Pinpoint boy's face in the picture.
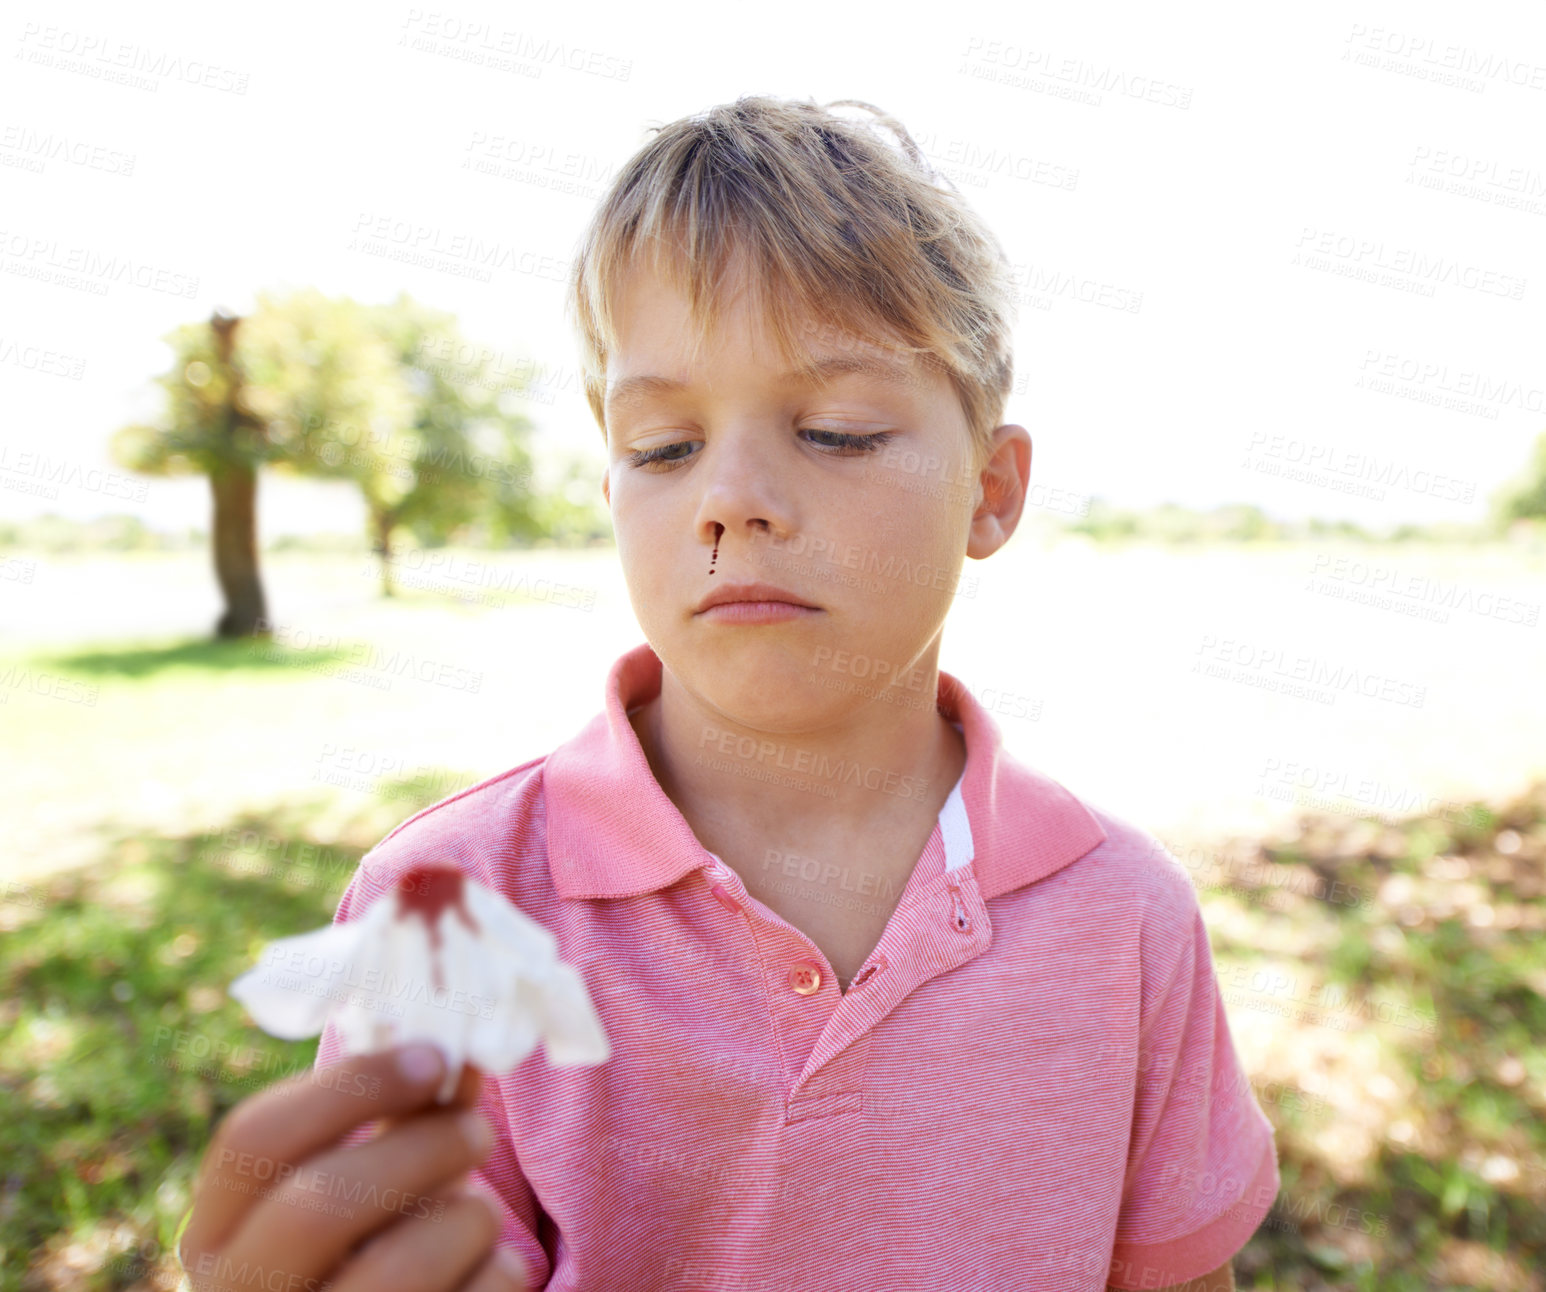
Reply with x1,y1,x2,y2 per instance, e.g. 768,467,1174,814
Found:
601,254,1020,732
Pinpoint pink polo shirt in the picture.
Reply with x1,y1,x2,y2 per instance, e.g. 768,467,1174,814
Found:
314,641,1279,1289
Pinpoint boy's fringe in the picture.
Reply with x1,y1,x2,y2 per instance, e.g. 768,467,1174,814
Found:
564,95,1018,474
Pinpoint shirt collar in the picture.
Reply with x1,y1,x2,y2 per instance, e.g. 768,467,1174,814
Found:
544,642,1106,901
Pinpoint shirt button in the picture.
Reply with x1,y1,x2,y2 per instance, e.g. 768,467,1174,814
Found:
788,961,823,995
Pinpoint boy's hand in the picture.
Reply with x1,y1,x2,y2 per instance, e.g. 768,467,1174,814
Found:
179,1043,529,1290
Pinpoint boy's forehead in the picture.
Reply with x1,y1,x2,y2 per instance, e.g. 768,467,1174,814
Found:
609,260,934,397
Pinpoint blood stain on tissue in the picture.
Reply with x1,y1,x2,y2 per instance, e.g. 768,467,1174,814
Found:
396,867,481,992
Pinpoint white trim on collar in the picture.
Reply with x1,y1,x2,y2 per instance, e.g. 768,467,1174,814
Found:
940,771,974,873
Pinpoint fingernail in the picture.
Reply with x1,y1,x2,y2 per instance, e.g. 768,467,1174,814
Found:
495,1248,528,1283
397,1042,443,1083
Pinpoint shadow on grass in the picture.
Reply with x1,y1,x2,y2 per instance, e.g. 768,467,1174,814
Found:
23,636,376,682
1214,780,1546,1291
0,771,474,1292
2,777,1544,1290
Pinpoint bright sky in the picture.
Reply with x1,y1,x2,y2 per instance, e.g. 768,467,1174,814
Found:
3,0,1543,537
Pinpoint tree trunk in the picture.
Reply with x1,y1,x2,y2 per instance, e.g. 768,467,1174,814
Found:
208,311,271,638
211,463,269,637
372,508,396,597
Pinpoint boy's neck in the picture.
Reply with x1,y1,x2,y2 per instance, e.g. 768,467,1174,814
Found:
626,659,968,863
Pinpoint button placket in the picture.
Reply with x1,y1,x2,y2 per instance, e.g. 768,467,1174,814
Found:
947,875,972,933
790,875,993,1098
706,858,841,1001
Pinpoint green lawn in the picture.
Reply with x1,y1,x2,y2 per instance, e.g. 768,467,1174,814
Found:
4,544,1545,1289
0,778,450,1290
7,755,1542,1289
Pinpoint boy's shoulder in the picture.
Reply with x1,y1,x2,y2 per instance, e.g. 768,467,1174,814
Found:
374,752,549,852
990,752,1215,981
332,751,553,921
984,740,1202,925
1050,790,1225,1007
1071,797,1203,919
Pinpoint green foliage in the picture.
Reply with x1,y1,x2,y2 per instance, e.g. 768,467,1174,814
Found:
0,515,202,553
233,287,414,484
1067,499,1372,544
1491,429,1546,526
109,317,263,478
1064,499,1507,545
108,290,608,557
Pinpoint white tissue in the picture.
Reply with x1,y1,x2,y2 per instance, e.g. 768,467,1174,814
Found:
230,864,610,1102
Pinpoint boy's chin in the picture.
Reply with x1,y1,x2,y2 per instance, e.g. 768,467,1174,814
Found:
675,653,841,726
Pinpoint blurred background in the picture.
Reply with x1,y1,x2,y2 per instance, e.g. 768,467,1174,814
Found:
2,0,1544,1288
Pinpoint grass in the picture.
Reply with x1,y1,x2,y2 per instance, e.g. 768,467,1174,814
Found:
5,779,1543,1288
0,778,459,1291
4,541,1545,1289
1200,786,1546,1290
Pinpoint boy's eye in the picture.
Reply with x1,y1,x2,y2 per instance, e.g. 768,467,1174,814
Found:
629,441,697,467
626,429,895,471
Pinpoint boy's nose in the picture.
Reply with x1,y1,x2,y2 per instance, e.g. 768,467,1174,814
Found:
692,431,799,547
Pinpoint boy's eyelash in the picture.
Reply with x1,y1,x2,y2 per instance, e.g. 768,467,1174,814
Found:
627,429,895,470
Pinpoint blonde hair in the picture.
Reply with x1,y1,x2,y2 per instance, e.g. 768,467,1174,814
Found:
565,94,1018,474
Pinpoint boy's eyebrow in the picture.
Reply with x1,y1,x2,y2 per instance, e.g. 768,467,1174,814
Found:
606,353,920,411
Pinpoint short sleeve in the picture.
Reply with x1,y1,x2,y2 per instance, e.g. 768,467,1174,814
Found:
1106,895,1281,1289
310,853,553,1287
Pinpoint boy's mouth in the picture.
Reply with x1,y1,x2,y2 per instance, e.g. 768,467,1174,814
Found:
694,581,821,614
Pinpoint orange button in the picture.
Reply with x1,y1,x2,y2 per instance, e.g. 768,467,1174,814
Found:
788,961,822,995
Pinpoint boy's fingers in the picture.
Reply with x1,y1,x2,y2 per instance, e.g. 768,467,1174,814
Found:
210,1100,494,1283
319,1181,501,1292
182,1044,452,1260
371,1060,486,1139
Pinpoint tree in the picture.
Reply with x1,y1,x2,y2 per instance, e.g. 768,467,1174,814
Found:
111,309,278,637
234,289,551,594
353,294,541,591
233,289,420,594
1492,428,1546,527
113,289,563,620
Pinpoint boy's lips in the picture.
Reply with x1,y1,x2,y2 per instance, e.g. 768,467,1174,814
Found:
694,581,821,613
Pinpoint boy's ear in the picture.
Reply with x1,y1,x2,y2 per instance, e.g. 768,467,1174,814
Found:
983,426,1031,511
601,468,610,506
967,424,1032,559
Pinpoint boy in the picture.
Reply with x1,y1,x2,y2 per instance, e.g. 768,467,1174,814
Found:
181,95,1278,1291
